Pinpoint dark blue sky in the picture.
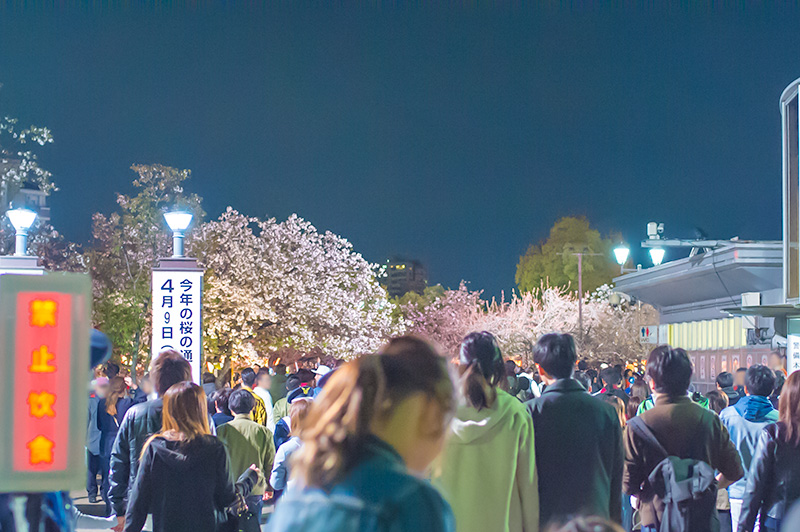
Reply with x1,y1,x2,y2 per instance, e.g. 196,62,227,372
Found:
1,5,799,297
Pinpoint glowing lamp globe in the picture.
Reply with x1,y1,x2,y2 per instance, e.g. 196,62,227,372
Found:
7,208,37,233
649,247,666,266
164,211,193,233
613,245,630,266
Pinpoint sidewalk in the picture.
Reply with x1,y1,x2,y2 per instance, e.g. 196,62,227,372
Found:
71,491,272,531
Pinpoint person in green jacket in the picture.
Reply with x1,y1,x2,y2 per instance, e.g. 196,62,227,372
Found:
434,332,539,532
217,389,276,520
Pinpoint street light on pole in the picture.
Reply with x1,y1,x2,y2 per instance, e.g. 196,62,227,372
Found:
7,208,37,256
164,211,193,258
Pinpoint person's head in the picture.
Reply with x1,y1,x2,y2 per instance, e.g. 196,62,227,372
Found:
105,376,127,415
769,351,786,371
646,345,692,397
202,372,216,385
211,388,232,416
104,361,120,379
574,371,592,392
734,367,747,387
577,359,589,371
229,388,256,415
297,368,316,387
150,349,192,397
285,374,302,392
240,367,257,388
504,359,519,377
458,332,506,410
151,381,210,448
716,371,733,390
779,371,800,445
274,363,287,376
549,516,625,532
93,376,109,398
140,373,153,395
629,377,651,401
288,397,313,435
705,389,729,414
256,368,271,389
600,366,622,387
599,394,626,427
295,335,455,486
627,396,642,420
773,370,786,397
533,333,577,382
745,364,776,397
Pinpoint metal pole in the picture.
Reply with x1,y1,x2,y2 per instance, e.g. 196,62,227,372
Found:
14,230,28,256
172,233,185,258
578,252,583,345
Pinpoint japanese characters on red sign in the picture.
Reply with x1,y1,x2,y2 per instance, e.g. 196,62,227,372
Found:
12,292,73,472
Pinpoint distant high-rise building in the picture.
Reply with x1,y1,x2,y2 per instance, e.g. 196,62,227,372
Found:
386,257,427,298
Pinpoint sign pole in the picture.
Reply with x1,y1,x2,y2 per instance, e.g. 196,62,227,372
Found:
152,257,204,384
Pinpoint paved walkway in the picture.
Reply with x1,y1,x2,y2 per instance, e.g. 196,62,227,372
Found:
71,491,272,531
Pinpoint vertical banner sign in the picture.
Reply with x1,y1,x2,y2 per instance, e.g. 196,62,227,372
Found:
0,273,91,492
788,334,800,374
152,270,203,383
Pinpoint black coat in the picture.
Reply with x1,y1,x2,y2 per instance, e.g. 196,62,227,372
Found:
525,378,624,527
124,435,236,532
739,422,800,531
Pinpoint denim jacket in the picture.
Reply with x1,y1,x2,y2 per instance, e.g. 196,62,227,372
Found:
720,395,779,500
267,435,455,532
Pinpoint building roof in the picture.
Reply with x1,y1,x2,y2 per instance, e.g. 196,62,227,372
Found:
613,241,782,323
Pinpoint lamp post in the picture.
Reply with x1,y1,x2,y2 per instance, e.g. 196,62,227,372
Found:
153,210,203,384
649,247,665,266
0,208,44,275
164,211,193,258
7,207,37,256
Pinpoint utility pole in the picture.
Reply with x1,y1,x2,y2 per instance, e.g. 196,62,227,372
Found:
559,247,602,345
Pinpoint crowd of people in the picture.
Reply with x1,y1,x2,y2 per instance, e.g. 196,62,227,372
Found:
83,335,800,532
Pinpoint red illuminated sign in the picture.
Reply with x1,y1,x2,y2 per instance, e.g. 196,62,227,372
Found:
12,292,73,472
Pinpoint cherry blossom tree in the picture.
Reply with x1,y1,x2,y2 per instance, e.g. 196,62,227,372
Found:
193,208,400,370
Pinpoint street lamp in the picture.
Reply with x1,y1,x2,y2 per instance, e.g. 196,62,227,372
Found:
164,211,193,258
613,245,630,273
7,208,37,256
649,247,665,266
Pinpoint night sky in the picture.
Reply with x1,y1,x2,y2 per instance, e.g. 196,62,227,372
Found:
2,4,800,297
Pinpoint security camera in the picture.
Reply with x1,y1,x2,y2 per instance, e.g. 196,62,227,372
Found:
647,222,665,240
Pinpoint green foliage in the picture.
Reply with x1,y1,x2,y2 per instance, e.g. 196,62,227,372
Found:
86,164,204,372
516,216,619,296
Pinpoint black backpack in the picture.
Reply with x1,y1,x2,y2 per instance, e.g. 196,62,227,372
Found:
627,416,719,532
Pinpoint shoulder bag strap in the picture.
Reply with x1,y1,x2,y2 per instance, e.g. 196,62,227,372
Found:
628,416,669,459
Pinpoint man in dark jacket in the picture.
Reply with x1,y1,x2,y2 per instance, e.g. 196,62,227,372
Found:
525,333,624,528
716,371,741,407
598,366,630,407
108,349,192,531
623,346,743,531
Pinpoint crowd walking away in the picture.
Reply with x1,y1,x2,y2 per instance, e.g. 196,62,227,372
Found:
83,332,800,532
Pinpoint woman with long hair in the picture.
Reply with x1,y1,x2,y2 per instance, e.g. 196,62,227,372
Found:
433,332,539,532
739,370,800,531
97,376,134,515
124,381,236,532
268,336,457,532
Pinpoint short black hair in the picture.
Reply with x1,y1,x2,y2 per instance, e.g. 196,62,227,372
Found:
600,367,622,386
240,367,257,387
577,359,589,371
646,345,692,397
286,375,301,391
211,388,232,416
256,368,270,380
716,372,733,389
736,367,747,374
574,371,592,392
533,333,577,380
229,389,256,414
745,364,776,397
202,372,216,384
296,368,315,383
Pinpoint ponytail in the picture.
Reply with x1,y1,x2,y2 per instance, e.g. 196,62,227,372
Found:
459,332,506,410
294,336,455,489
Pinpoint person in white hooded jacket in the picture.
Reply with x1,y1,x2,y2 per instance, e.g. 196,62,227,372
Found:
433,331,539,532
